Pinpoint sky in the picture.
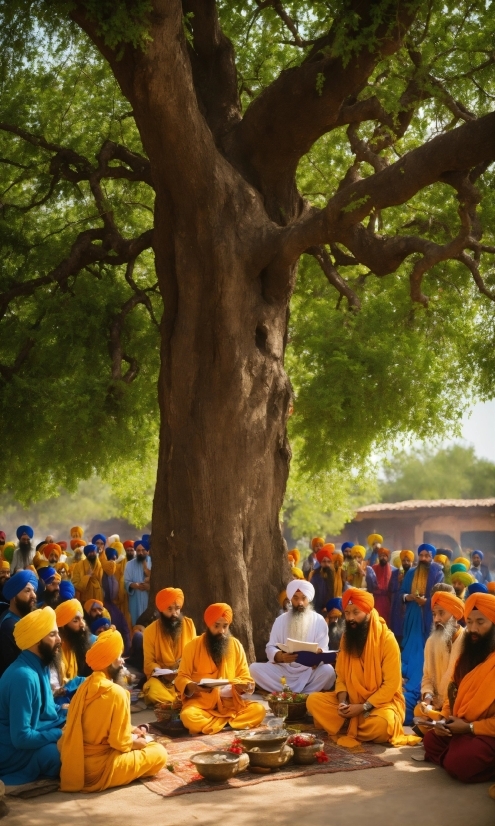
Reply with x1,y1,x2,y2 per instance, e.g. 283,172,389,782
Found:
456,399,495,463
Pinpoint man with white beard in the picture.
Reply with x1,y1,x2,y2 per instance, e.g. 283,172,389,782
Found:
413,584,465,725
250,580,336,694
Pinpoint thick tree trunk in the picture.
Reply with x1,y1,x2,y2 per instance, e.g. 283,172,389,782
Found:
150,174,293,660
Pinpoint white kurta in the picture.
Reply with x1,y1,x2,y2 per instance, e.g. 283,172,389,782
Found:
250,610,336,694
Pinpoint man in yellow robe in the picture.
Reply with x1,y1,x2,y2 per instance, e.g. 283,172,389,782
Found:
59,629,167,792
307,588,420,747
72,544,105,604
55,599,91,680
143,587,196,705
175,602,265,735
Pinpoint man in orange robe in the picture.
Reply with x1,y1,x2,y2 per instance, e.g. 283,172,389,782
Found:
307,588,420,747
142,587,196,705
175,603,265,735
423,592,495,782
59,629,167,792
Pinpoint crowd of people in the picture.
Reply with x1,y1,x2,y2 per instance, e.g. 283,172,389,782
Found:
0,525,494,801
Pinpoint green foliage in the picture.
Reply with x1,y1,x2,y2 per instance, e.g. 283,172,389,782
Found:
379,445,495,502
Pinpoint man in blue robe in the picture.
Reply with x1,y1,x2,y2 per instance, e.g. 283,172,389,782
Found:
0,606,66,785
124,539,151,626
0,571,38,677
400,543,444,724
469,550,491,584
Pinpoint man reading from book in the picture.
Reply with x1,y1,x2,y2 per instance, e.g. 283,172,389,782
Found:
175,603,265,735
250,580,336,694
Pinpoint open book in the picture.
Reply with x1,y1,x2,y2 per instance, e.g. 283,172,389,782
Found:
199,678,230,688
276,638,319,654
152,668,177,677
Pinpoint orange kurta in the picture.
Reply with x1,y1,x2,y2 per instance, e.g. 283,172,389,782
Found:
59,671,167,792
175,634,265,735
441,650,495,736
307,608,420,747
142,616,196,704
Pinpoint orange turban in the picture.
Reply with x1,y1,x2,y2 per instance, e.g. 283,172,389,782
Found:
278,590,288,607
400,550,415,563
156,587,184,612
70,526,84,539
311,537,324,550
332,550,344,565
204,603,233,626
464,593,495,624
43,543,61,560
288,548,300,565
55,599,83,627
86,629,124,671
342,588,374,614
487,583,495,595
84,598,103,614
378,547,391,558
316,544,335,564
431,591,464,620
70,539,85,551
14,606,57,650
351,545,366,559
0,560,10,571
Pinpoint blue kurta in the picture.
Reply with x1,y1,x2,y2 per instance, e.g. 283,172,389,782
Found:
0,650,67,784
400,562,444,723
124,557,152,625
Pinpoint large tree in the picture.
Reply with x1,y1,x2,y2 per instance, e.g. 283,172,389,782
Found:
1,0,495,657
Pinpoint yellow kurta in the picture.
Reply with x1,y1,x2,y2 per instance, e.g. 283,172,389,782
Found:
71,557,105,604
59,671,167,792
61,640,79,681
307,609,420,748
143,616,196,705
175,634,265,735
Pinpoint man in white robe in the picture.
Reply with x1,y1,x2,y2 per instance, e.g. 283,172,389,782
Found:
250,580,336,694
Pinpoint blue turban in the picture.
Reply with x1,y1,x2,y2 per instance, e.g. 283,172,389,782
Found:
59,580,76,602
90,616,111,634
134,538,149,551
341,542,353,552
142,534,151,544
38,566,58,583
16,525,34,540
91,534,106,545
418,543,436,556
326,597,343,613
3,570,38,601
105,548,118,561
437,548,453,561
84,544,97,556
466,582,488,596
472,550,484,560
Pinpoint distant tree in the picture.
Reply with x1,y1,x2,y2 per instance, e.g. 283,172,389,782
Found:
379,445,495,502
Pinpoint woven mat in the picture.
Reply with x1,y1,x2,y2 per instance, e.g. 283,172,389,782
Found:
141,722,393,797
5,778,59,799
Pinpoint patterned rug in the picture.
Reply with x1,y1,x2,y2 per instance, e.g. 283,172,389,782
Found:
141,723,393,797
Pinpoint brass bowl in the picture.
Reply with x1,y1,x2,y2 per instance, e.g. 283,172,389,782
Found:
238,729,289,752
268,699,307,721
190,750,240,782
248,744,294,769
291,739,325,765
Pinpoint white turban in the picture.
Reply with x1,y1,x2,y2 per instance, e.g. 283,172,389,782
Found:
286,579,314,602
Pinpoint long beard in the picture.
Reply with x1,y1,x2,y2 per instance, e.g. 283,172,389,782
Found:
205,628,231,666
14,595,36,616
429,617,458,648
107,663,128,687
19,541,33,564
38,641,61,667
62,626,92,673
456,626,495,682
342,618,370,658
287,605,313,641
160,613,183,642
43,588,60,608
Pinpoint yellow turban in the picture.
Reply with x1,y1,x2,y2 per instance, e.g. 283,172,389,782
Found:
400,550,415,563
342,588,374,614
86,629,124,671
14,606,57,650
55,599,83,627
204,603,233,626
291,566,305,579
453,557,471,567
110,541,125,555
0,560,10,570
431,591,464,620
55,562,70,575
351,545,366,559
451,571,473,587
367,534,383,546
84,599,104,614
70,526,84,539
156,587,184,612
434,554,448,566
464,593,495,624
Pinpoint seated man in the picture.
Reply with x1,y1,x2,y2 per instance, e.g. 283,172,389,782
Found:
307,589,420,748
59,629,167,792
413,586,465,730
84,598,111,625
37,567,61,609
250,580,336,694
143,587,196,706
0,571,38,677
175,603,265,735
423,592,495,782
55,599,93,680
0,607,67,784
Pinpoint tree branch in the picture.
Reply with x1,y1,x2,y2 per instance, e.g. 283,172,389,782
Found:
307,246,361,310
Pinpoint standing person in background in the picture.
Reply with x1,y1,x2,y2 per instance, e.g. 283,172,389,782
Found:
10,526,35,574
470,550,491,585
311,545,335,615
347,546,377,593
389,551,414,644
0,561,10,610
302,537,323,580
366,534,383,566
341,542,354,577
124,539,151,626
372,548,393,626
